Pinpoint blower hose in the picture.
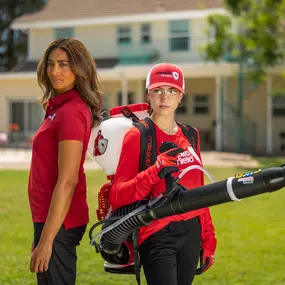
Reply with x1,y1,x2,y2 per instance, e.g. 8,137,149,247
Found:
90,164,285,261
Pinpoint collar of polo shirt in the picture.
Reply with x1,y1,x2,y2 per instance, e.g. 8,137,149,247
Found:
49,89,79,108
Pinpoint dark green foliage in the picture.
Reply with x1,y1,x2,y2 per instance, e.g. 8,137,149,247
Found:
0,0,46,71
203,0,285,82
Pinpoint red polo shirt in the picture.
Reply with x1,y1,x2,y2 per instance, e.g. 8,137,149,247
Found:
28,89,92,229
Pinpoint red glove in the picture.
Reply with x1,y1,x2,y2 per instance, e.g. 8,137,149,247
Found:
153,147,184,178
195,249,215,275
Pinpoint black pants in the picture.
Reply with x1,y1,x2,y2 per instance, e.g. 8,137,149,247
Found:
139,217,201,285
33,223,86,285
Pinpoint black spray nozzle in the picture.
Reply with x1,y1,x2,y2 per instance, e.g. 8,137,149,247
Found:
159,142,184,199
159,141,179,153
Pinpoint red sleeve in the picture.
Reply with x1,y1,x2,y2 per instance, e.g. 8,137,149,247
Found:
109,127,160,210
199,209,217,253
196,128,217,253
55,103,90,142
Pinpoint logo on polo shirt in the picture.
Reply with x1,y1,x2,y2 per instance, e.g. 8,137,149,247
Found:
94,130,108,156
47,114,56,121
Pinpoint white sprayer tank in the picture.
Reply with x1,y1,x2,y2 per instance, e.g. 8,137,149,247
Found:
87,103,149,176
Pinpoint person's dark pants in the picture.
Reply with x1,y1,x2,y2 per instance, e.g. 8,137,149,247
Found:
139,217,201,285
33,222,86,285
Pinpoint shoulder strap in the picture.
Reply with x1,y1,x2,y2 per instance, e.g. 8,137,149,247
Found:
176,121,198,152
133,117,157,172
131,117,157,285
120,106,140,122
134,119,198,168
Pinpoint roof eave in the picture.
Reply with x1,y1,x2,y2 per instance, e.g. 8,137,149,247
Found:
12,8,226,30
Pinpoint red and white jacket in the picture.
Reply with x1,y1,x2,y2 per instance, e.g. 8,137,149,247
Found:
109,122,217,254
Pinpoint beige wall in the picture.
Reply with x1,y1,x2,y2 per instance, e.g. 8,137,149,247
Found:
177,78,216,131
75,25,118,58
0,78,43,132
100,80,145,109
29,29,54,60
29,18,207,62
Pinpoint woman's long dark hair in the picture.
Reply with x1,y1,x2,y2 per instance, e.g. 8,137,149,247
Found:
37,38,104,127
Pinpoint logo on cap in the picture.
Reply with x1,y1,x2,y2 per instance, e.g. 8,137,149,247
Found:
172,72,179,80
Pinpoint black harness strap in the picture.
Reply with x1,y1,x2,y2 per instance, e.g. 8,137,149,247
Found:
135,119,198,170
133,117,157,172
120,106,140,122
131,118,157,285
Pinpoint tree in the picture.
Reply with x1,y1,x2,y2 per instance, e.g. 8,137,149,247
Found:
204,0,285,80
0,0,46,71
203,0,285,152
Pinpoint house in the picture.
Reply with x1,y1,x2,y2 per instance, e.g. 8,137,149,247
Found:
0,0,284,154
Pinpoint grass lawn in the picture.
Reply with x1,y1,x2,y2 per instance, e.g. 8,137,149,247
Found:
0,161,285,285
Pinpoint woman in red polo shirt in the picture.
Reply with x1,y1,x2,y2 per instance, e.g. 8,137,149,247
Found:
28,38,104,285
110,63,217,285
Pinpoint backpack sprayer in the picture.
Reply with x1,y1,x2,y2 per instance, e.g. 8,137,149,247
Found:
87,103,285,274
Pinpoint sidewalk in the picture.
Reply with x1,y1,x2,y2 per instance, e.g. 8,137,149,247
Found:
0,148,102,170
0,148,259,170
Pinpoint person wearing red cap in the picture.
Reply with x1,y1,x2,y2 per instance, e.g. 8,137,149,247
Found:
28,38,104,285
110,63,217,285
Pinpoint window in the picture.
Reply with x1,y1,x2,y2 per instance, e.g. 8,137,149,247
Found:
55,27,74,39
192,94,210,115
141,23,152,44
10,102,24,131
117,26,132,45
118,91,135,105
273,95,285,116
9,101,43,133
177,95,187,114
27,102,43,131
169,20,190,51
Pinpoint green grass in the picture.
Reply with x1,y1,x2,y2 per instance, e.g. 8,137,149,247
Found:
0,165,285,285
254,156,285,168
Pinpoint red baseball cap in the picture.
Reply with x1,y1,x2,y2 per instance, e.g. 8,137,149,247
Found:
146,63,185,94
